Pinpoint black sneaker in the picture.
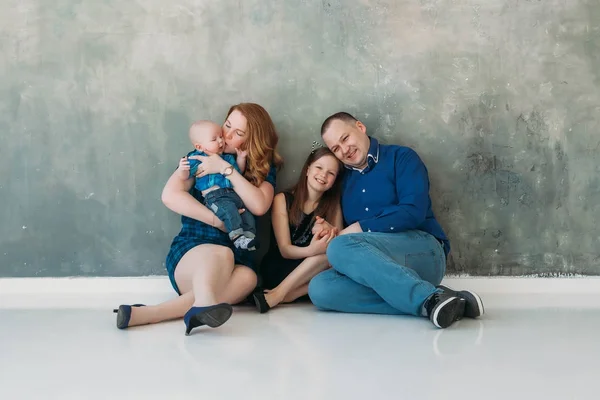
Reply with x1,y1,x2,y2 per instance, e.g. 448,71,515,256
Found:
437,285,484,318
424,290,466,329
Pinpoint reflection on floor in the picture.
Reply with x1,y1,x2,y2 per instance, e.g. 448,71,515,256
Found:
1,293,597,400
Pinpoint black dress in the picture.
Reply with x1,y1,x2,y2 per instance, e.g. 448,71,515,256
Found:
259,192,315,290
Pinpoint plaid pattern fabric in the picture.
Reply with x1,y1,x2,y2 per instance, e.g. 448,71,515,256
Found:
186,150,241,192
165,162,277,294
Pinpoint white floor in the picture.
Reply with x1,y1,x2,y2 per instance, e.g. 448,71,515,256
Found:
1,286,599,400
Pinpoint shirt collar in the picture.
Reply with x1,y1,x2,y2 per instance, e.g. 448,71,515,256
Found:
346,136,380,173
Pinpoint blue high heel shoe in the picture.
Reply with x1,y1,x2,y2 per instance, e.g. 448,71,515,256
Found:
114,304,145,329
184,303,233,335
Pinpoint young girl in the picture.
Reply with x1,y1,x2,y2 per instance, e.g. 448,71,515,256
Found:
252,147,344,313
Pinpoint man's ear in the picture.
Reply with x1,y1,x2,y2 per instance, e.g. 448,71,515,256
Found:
356,120,367,134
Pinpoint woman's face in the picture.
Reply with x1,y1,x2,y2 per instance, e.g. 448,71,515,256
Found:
222,110,248,153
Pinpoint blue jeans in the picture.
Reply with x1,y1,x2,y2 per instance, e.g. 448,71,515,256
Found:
308,230,446,316
204,188,255,239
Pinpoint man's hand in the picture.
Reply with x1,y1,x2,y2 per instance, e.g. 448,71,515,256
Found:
339,222,363,235
308,228,335,255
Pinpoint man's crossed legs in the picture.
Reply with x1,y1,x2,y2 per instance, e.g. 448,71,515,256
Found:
308,230,484,328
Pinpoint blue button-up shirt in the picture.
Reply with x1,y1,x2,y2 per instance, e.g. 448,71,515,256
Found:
341,137,451,256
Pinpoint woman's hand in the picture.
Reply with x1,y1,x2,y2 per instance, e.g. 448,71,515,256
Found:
212,208,246,233
212,216,226,232
188,153,230,178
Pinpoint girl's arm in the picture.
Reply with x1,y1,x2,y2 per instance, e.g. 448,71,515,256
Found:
312,203,345,238
190,153,273,216
161,168,226,231
272,193,330,259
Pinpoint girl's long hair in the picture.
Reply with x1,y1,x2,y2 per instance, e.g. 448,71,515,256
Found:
287,147,343,226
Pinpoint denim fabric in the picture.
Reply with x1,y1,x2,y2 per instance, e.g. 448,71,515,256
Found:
165,164,277,294
308,230,446,316
204,188,256,238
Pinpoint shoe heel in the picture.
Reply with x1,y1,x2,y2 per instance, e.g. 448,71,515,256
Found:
252,292,271,313
113,304,145,313
184,307,205,336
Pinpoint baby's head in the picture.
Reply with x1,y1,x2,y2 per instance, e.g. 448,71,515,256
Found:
189,120,225,155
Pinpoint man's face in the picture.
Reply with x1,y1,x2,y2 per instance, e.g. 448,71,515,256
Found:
322,119,370,170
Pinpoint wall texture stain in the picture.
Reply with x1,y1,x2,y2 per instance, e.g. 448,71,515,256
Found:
1,0,599,277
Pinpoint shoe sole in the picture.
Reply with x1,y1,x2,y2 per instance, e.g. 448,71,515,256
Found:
432,297,465,329
197,305,233,328
438,285,484,318
252,293,271,314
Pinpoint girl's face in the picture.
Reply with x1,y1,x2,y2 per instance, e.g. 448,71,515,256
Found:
306,155,340,193
222,110,248,153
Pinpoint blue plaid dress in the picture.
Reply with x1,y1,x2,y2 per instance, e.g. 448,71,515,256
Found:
165,161,277,294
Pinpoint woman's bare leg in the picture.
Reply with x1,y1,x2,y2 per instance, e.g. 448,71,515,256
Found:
125,244,256,327
219,264,257,304
174,245,236,305
264,254,329,309
281,283,309,304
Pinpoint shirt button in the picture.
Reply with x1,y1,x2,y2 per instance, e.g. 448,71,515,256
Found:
367,229,371,232
362,189,366,193
390,227,394,230
365,207,369,211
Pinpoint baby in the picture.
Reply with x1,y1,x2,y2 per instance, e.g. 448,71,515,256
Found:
178,120,258,251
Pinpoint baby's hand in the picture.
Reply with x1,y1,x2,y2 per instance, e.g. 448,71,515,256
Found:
177,157,191,179
235,148,248,160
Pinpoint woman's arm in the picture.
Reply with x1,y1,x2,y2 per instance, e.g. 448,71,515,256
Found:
225,169,273,216
271,194,329,260
161,168,226,230
191,153,274,216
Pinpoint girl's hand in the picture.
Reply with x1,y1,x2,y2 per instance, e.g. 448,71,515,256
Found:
188,153,230,178
312,216,338,239
309,229,335,255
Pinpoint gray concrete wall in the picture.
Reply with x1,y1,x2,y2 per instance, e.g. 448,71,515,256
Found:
1,0,599,277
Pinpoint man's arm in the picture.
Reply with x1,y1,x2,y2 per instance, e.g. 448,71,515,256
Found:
358,149,429,233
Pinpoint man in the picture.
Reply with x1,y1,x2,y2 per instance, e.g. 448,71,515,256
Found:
308,112,484,329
